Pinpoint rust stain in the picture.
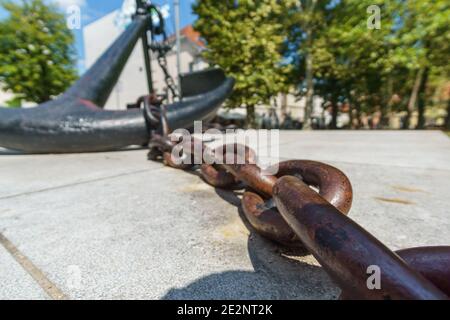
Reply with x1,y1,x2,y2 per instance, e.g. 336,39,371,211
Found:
375,197,415,205
392,185,426,193
216,218,250,239
178,183,212,193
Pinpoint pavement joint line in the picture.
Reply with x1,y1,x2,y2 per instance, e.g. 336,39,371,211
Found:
276,154,450,172
1,155,447,202
0,232,67,300
0,167,163,201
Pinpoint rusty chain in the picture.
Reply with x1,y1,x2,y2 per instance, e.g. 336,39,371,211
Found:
152,43,180,101
147,110,450,300
147,3,180,101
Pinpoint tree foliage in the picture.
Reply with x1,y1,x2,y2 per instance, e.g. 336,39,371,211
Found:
0,0,78,104
283,0,332,128
193,0,296,126
286,0,449,129
194,0,449,129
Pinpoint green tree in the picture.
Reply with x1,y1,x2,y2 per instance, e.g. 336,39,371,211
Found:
286,1,449,130
284,0,331,129
312,0,398,129
0,0,77,104
193,0,295,127
399,0,450,129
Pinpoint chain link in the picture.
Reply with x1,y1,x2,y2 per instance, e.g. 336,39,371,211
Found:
148,125,450,299
146,3,180,102
141,1,449,300
153,43,179,101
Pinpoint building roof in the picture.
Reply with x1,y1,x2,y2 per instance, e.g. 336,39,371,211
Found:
167,25,205,48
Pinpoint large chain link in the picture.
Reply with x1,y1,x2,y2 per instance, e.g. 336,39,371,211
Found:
147,110,450,299
142,2,449,300
148,136,450,299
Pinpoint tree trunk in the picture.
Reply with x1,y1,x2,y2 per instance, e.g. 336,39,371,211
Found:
303,55,314,130
330,89,338,129
246,105,256,128
39,61,51,104
405,68,425,129
416,67,429,130
303,25,314,130
446,99,450,130
347,88,358,129
355,100,362,130
383,76,394,128
281,93,288,119
301,0,318,130
349,103,354,129
331,103,338,129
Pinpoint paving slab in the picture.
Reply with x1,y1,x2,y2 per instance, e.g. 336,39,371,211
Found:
0,131,449,299
0,241,48,299
0,147,149,199
277,130,450,170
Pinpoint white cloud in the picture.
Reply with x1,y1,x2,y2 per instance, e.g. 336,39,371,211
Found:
51,0,87,9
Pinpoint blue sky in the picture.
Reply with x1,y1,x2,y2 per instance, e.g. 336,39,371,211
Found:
0,0,198,73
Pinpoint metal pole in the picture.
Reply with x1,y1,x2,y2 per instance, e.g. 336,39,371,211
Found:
141,30,154,94
174,0,181,90
136,0,153,94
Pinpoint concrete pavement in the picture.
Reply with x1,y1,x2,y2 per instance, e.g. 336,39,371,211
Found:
0,131,449,299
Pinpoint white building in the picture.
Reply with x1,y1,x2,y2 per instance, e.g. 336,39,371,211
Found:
83,10,207,110
0,89,14,107
83,9,332,127
1,5,331,127
0,85,36,108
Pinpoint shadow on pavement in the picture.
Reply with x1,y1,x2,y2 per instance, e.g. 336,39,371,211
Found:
162,188,339,300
